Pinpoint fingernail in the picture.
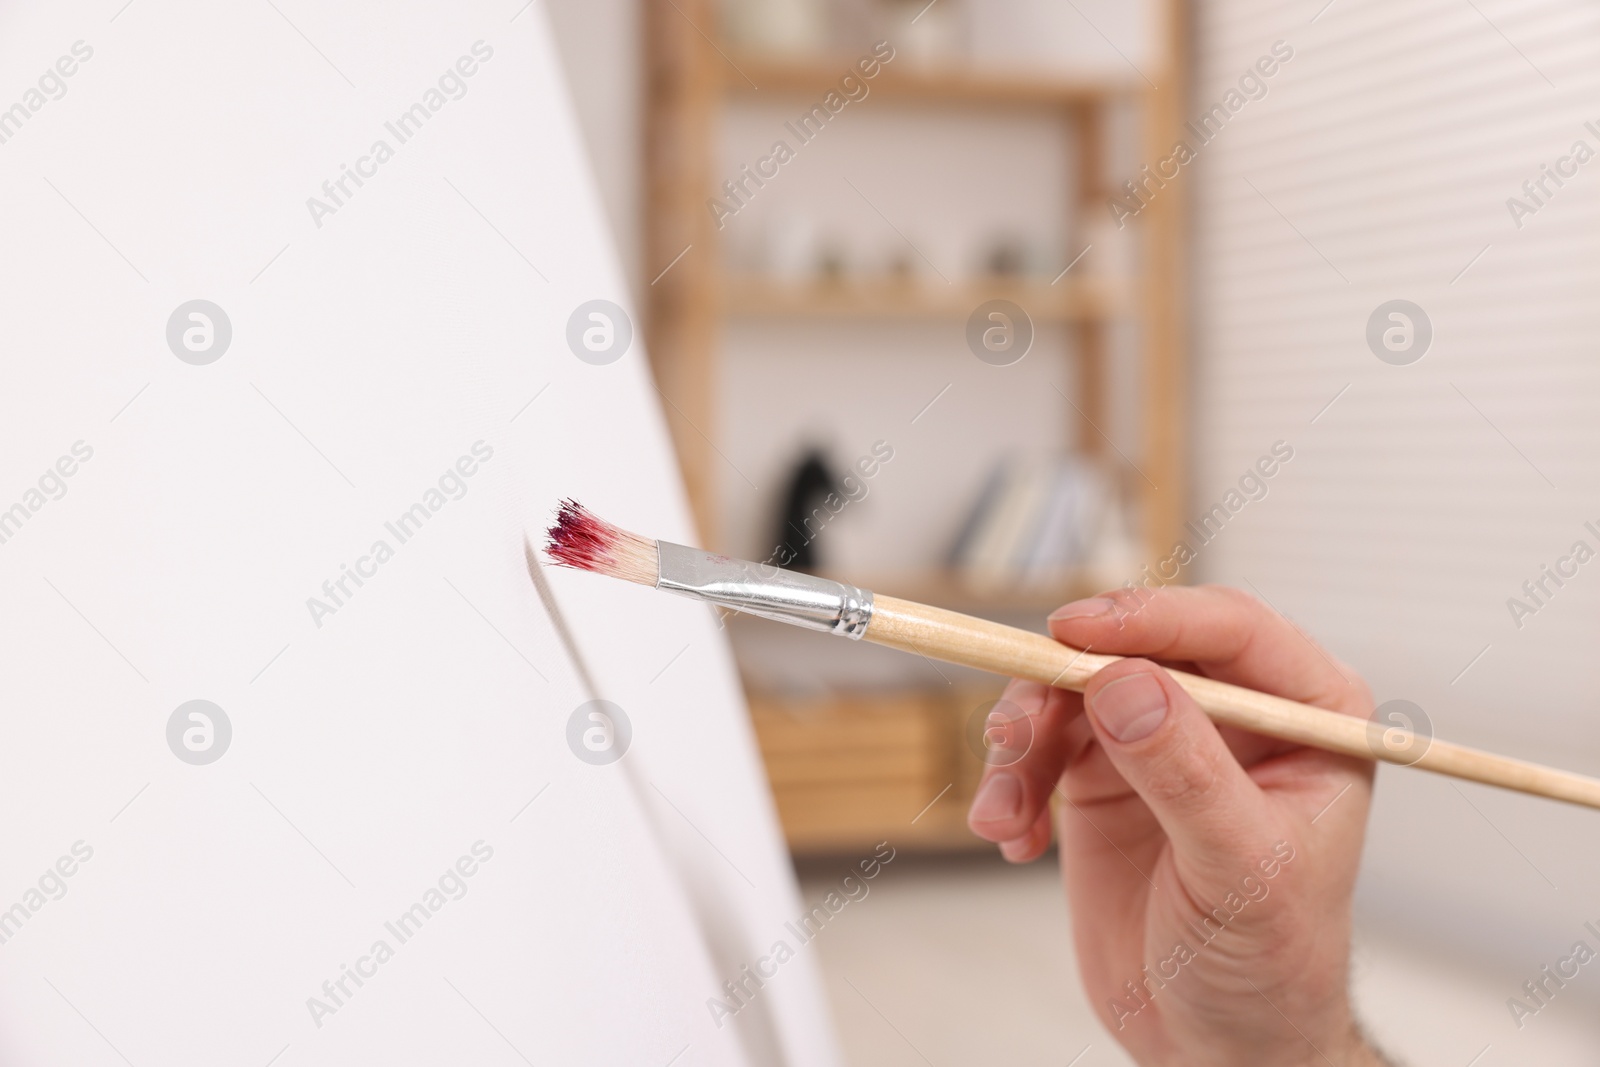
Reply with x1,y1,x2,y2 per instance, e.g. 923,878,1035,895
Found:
985,707,1014,739
969,772,1022,823
1090,672,1168,743
985,700,1024,735
1049,598,1115,621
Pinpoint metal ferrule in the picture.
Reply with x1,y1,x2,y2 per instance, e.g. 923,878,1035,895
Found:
655,541,874,639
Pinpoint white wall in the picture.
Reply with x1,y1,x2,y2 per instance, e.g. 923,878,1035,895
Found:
1191,0,1600,1000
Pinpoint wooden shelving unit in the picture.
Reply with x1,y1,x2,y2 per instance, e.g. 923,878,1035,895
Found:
644,1,1188,855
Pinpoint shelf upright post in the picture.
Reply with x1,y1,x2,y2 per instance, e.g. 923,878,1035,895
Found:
1071,97,1109,462
643,0,723,548
1139,0,1189,565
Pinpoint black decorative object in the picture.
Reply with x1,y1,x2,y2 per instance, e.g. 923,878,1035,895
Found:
774,449,839,573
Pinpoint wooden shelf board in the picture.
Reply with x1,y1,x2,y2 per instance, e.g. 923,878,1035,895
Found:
721,276,1131,322
723,53,1143,107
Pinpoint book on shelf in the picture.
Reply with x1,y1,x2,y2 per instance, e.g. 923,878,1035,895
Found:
948,454,1113,591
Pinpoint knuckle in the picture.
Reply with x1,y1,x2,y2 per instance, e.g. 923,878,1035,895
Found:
1141,743,1221,809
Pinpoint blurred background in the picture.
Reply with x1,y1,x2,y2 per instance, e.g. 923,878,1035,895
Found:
546,0,1600,1061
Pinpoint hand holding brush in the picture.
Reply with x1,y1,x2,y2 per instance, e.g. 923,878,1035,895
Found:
546,499,1428,1063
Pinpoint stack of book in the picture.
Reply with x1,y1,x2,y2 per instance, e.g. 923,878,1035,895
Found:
948,455,1112,591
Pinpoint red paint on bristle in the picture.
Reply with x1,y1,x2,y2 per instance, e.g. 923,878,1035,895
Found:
545,499,618,572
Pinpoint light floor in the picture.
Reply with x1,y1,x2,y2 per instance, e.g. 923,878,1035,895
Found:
797,852,1600,1066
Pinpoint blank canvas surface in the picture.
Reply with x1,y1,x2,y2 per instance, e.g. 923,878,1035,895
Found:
0,2,838,1063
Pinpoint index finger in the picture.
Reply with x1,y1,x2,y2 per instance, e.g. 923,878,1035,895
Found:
1046,584,1371,718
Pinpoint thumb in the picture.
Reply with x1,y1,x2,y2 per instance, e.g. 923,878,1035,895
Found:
1083,659,1272,867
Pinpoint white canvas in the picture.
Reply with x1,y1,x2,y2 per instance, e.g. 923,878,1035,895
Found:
0,2,839,1063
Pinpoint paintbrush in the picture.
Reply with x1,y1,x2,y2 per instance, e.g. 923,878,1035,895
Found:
545,500,1600,811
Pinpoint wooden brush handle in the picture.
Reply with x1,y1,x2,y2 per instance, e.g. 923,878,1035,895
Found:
866,594,1600,811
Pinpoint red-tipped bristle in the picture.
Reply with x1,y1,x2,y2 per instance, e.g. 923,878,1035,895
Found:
545,500,659,585
545,499,618,572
